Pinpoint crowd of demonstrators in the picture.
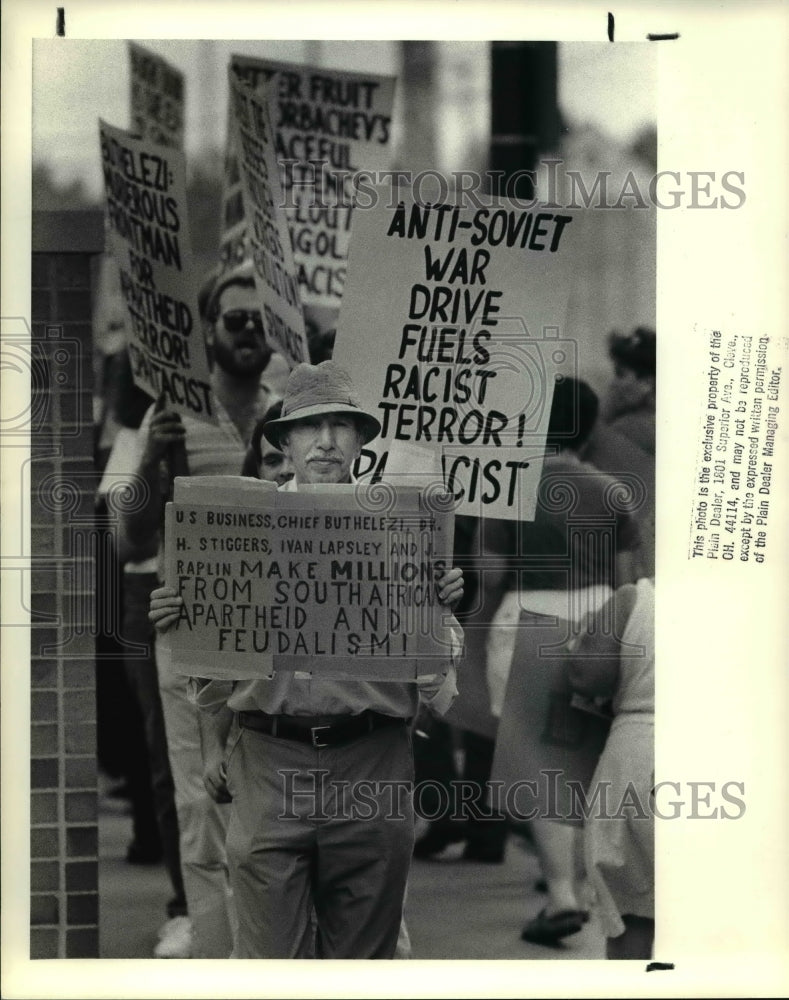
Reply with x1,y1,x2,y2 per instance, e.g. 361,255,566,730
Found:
391,361,656,954
109,260,457,960
150,360,465,959
95,275,656,958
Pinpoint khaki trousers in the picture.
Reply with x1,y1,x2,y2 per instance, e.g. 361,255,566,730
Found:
225,720,415,958
157,640,235,958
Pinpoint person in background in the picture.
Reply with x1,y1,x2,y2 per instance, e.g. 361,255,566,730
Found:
569,577,655,959
92,254,132,471
119,260,279,958
481,376,642,946
303,303,337,366
586,326,655,577
150,360,465,959
411,511,509,865
240,400,294,485
97,351,191,956
94,356,165,865
92,261,150,806
600,326,656,453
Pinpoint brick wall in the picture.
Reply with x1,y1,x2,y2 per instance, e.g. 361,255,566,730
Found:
30,210,104,958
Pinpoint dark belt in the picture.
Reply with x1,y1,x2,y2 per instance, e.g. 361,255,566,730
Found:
237,709,406,749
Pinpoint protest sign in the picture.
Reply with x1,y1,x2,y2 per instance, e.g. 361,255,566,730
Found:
128,41,185,148
229,55,396,309
225,73,308,368
332,184,580,520
161,477,456,681
99,118,216,423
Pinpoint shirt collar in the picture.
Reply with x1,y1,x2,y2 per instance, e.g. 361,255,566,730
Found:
280,473,357,492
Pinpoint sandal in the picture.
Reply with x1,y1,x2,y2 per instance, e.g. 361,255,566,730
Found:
520,908,588,945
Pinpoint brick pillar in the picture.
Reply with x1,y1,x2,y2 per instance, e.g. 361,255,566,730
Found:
30,210,104,958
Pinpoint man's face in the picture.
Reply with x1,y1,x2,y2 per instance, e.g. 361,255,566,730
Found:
258,438,294,487
280,414,363,484
210,284,272,379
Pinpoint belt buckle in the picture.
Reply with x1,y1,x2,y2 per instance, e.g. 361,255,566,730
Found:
310,725,332,748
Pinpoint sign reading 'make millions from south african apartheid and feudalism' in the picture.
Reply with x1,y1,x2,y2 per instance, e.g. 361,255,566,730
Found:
332,185,580,520
99,119,216,423
226,73,309,368
228,54,396,309
161,478,456,680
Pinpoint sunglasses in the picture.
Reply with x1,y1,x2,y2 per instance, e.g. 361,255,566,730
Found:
221,309,265,335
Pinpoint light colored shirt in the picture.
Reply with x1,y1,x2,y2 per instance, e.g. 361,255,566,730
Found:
191,476,461,719
132,397,250,484
613,577,654,717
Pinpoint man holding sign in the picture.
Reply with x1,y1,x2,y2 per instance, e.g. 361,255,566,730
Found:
121,260,281,958
150,360,464,959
